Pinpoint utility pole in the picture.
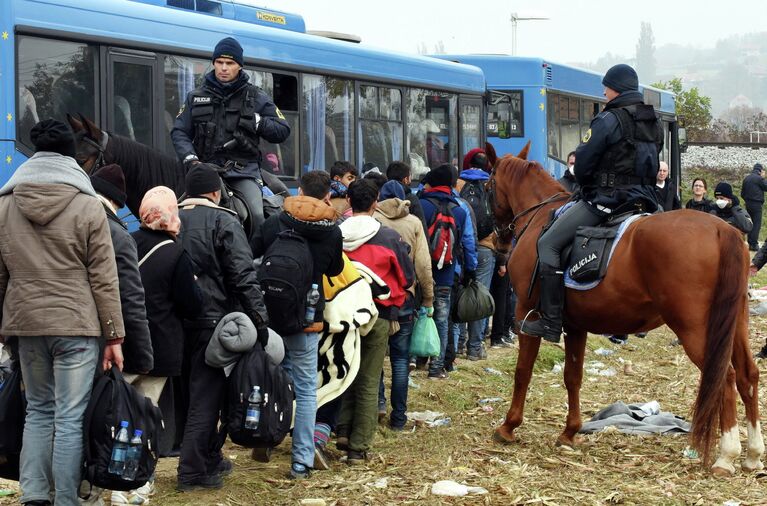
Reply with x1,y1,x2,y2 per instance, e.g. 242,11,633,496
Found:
511,12,550,55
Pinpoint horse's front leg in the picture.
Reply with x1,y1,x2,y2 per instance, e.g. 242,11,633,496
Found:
494,333,541,444
558,328,587,448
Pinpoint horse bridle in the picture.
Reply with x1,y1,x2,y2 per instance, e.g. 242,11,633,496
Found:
80,131,110,173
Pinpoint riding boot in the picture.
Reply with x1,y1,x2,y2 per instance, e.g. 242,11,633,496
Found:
519,265,564,343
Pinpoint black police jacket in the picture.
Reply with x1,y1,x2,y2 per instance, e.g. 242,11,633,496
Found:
575,91,663,213
171,71,290,167
741,169,767,204
178,197,269,330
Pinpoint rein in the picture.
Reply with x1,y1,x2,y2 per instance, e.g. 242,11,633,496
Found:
495,192,569,253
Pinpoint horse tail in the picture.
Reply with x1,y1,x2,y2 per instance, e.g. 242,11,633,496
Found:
691,226,745,465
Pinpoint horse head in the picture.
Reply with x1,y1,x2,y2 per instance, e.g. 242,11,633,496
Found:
67,113,108,174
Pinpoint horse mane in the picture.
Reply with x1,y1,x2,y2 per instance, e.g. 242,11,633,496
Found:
497,155,566,200
107,134,185,215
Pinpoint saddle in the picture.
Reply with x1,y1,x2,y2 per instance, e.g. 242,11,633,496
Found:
560,201,648,285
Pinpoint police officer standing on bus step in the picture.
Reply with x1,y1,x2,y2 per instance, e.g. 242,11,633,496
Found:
171,37,290,241
520,64,663,344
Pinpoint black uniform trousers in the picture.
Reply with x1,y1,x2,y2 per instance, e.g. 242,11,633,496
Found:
489,267,516,339
177,328,227,482
745,200,762,249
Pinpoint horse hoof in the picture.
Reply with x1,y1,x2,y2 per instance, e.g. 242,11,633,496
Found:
556,435,582,449
742,460,764,473
711,465,735,477
493,427,516,445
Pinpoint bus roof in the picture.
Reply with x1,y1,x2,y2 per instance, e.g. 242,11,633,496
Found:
11,0,486,93
435,55,675,114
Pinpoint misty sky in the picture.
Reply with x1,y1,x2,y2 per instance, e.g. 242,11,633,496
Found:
258,0,764,65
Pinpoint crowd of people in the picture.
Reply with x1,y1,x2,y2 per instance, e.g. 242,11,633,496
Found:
2,38,767,506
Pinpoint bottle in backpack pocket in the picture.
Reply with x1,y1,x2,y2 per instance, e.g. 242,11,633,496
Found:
108,420,130,476
244,386,263,430
122,429,143,481
304,283,320,324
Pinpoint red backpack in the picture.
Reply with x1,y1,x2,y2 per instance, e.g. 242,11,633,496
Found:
425,197,460,270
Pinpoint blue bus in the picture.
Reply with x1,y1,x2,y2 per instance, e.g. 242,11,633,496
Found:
435,55,682,186
1,0,487,187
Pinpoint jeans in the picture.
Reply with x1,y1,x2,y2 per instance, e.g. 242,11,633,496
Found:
338,318,389,452
467,246,495,356
429,286,452,375
280,332,319,468
178,329,227,482
18,336,99,506
377,319,414,428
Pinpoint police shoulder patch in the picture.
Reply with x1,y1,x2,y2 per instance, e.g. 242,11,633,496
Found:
275,107,285,120
582,128,592,143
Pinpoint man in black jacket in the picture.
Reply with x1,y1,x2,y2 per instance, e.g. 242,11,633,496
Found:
253,170,343,479
171,37,291,240
90,164,154,374
741,163,767,251
176,163,269,491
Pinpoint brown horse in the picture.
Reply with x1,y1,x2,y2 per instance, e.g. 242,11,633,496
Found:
490,146,763,475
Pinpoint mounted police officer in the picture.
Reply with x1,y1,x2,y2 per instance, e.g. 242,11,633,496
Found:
171,37,290,242
520,64,663,343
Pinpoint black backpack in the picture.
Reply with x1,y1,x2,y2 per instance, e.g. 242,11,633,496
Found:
459,179,494,240
227,344,294,448
81,367,163,493
0,359,24,480
257,229,314,336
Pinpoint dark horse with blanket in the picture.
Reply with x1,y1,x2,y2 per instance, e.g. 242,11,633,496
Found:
489,146,763,475
67,114,287,247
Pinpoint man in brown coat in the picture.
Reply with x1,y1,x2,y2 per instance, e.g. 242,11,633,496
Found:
0,119,125,506
373,179,434,430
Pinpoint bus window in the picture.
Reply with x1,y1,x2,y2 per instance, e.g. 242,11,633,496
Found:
246,70,299,180
487,90,523,139
358,85,403,171
162,54,209,155
111,60,153,147
460,100,481,156
16,36,98,151
547,93,560,159
406,88,456,179
560,96,580,160
301,75,355,172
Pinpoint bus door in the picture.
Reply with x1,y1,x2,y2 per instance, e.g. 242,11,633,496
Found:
106,49,160,149
459,95,482,162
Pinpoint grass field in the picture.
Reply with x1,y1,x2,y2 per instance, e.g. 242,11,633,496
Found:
3,322,765,505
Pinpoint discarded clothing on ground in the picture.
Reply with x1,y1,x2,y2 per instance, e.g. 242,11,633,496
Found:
578,400,691,434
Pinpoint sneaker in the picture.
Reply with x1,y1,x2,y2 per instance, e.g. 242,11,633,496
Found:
176,473,224,492
213,458,233,477
634,332,648,338
756,346,767,359
251,447,272,463
408,360,416,372
336,435,350,452
608,335,628,345
377,409,387,424
467,353,482,361
346,449,368,465
289,462,311,480
490,338,512,349
109,491,130,505
314,444,331,471
502,331,517,345
427,371,448,380
444,362,456,373
129,481,155,504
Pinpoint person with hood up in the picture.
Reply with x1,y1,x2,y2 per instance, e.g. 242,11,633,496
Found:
337,179,414,464
374,180,433,430
0,119,125,506
710,181,753,235
385,161,427,232
253,170,344,479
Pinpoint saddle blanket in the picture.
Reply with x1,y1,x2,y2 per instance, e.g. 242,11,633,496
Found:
564,214,645,291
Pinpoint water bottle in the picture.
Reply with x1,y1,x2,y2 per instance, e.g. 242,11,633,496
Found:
108,421,130,476
122,429,143,481
304,283,320,323
244,386,262,430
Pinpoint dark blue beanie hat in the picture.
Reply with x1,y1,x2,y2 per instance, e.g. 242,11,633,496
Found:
602,64,639,93
212,37,244,66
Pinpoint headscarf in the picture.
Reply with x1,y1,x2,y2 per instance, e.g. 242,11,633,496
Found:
139,185,181,237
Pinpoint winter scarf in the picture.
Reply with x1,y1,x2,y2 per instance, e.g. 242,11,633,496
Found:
0,152,96,197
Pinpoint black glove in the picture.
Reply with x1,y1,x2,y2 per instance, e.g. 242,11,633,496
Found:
462,270,476,287
257,326,269,348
